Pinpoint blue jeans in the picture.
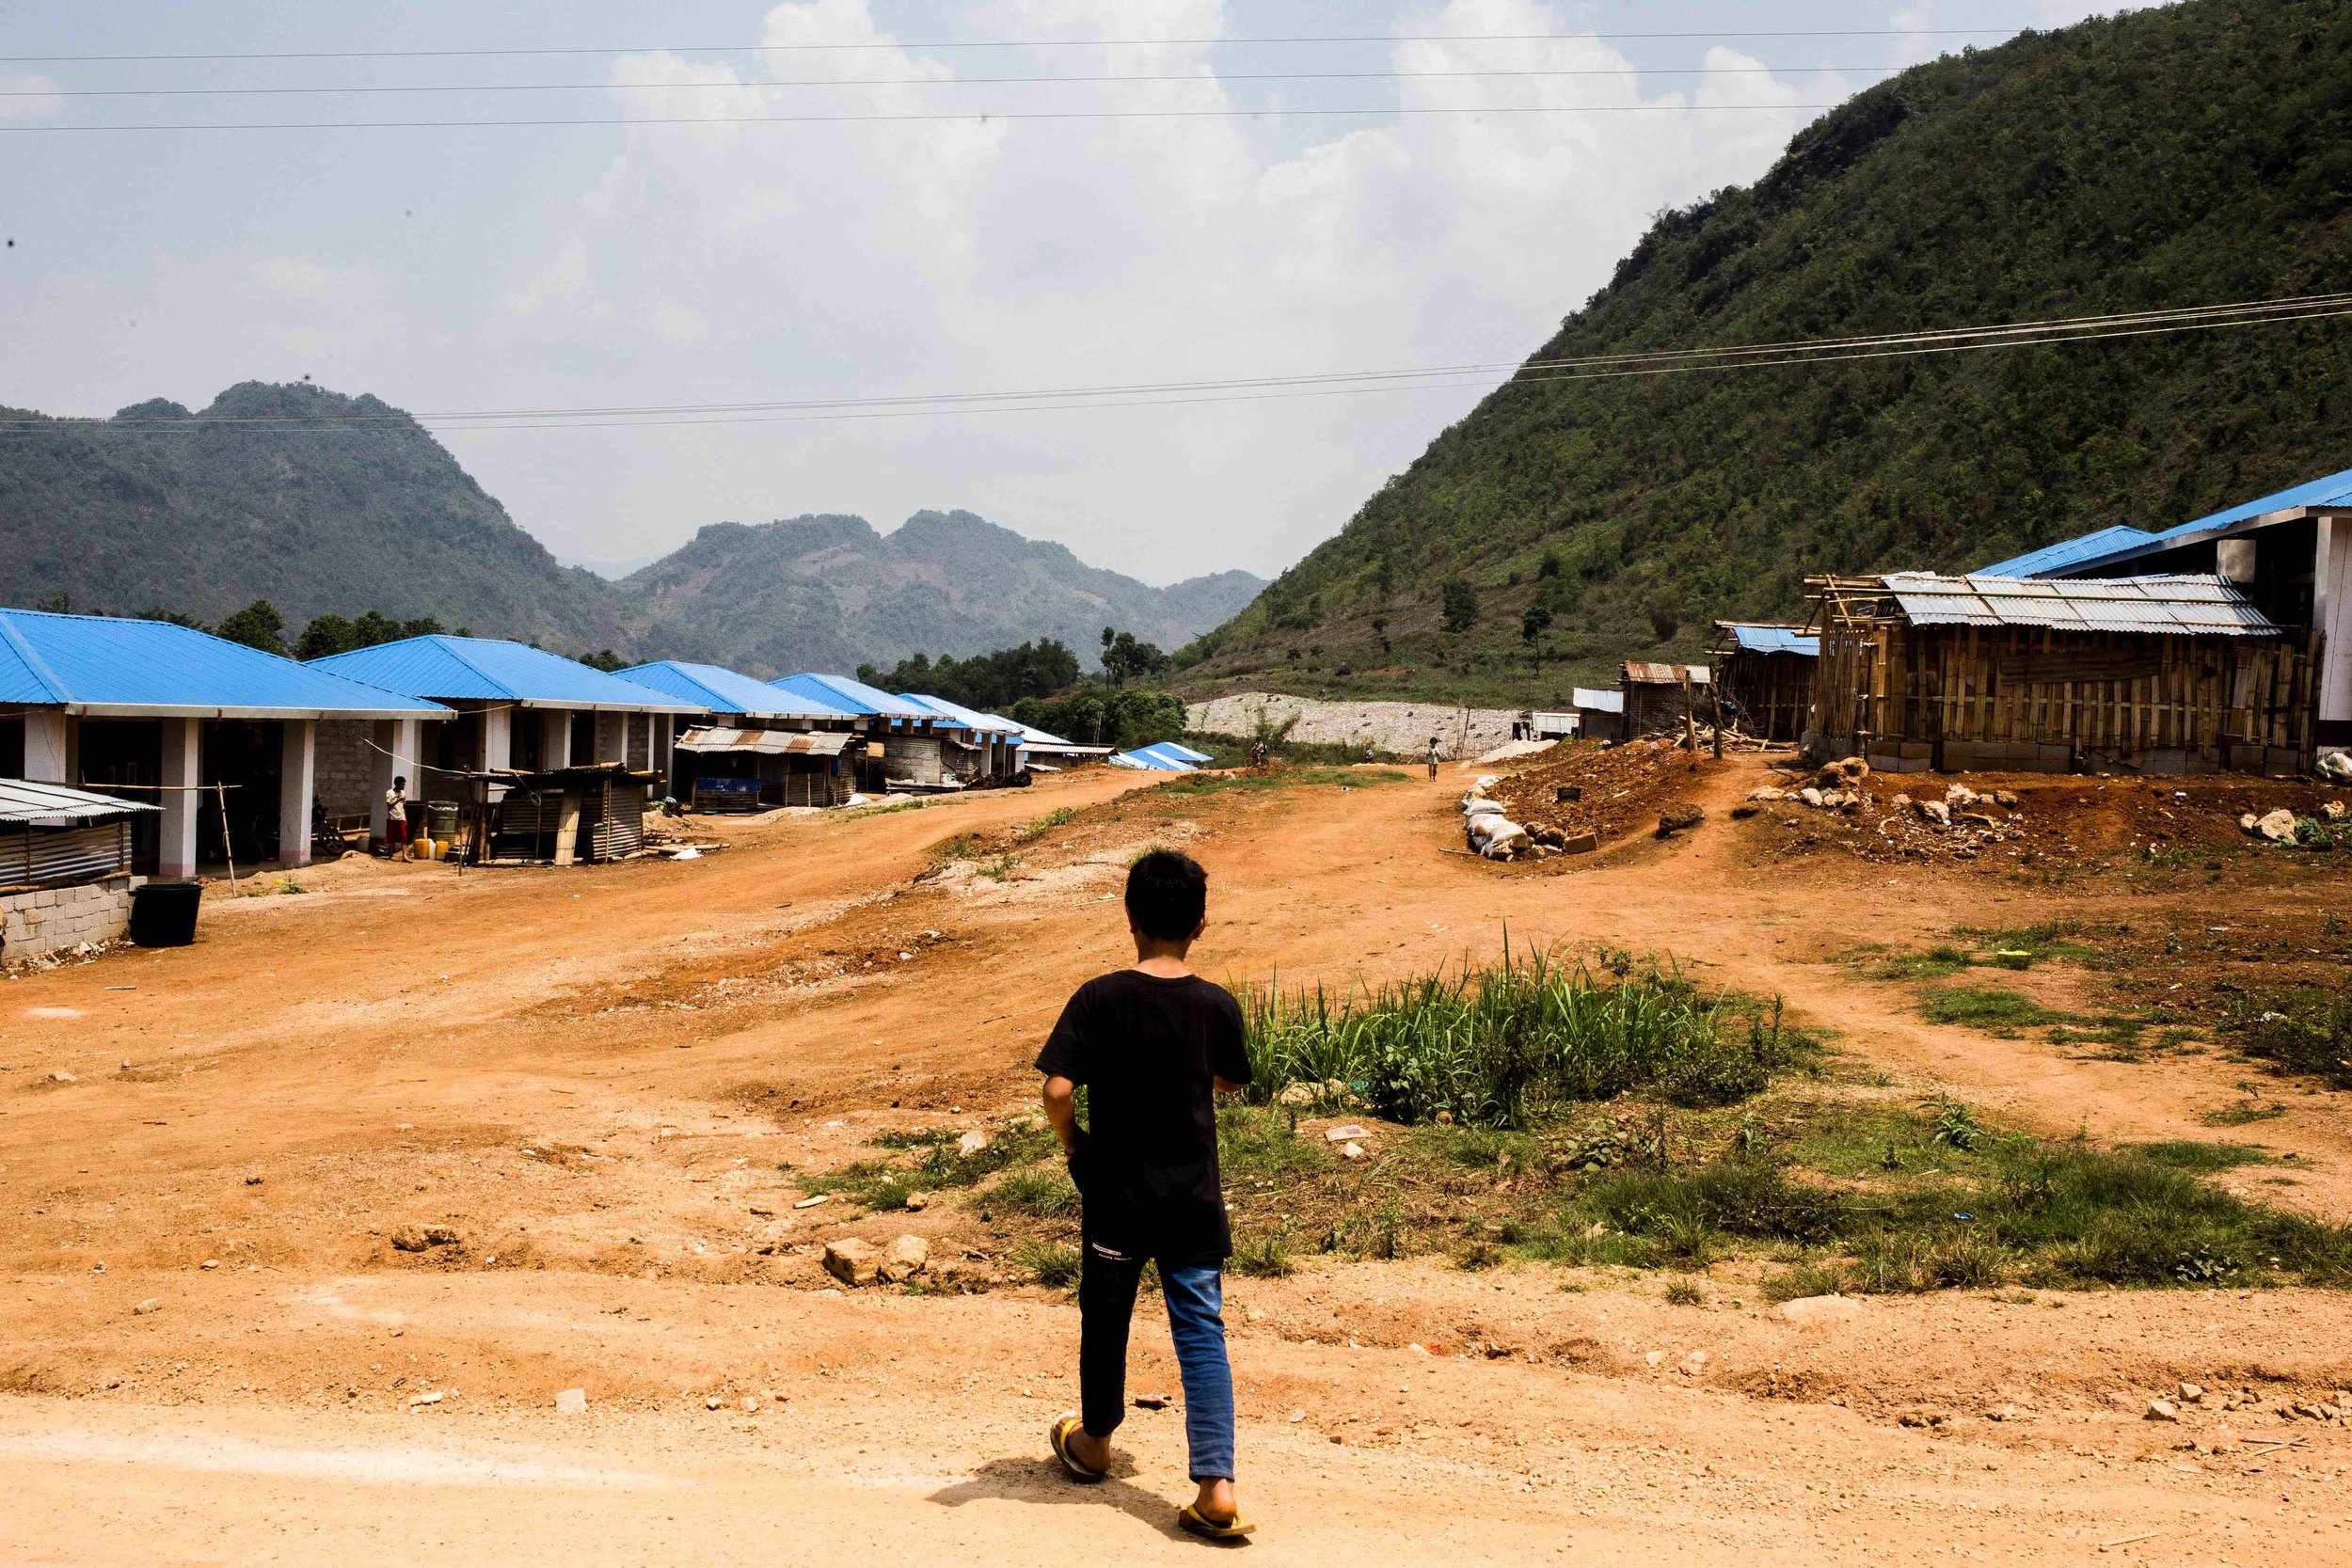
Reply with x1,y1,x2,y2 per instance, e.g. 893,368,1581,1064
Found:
1077,1241,1236,1482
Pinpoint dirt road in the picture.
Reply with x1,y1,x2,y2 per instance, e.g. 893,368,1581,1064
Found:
5,760,2348,1563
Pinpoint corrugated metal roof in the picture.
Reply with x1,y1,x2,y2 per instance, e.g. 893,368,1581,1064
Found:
898,692,1018,735
1976,525,2158,578
1880,573,2280,635
618,660,853,720
0,609,449,719
1720,624,1820,657
311,636,700,713
1571,688,1625,713
1622,661,1711,685
771,673,934,721
674,726,853,756
0,777,161,825
2153,464,2352,540
1109,744,1197,772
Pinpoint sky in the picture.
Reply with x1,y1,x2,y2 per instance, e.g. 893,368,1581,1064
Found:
0,0,2123,584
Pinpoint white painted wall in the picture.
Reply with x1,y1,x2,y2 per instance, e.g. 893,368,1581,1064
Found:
2316,515,2352,756
159,717,200,879
277,720,314,866
22,711,67,783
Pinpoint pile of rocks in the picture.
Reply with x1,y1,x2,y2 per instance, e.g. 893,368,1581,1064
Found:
1743,760,2029,862
1461,776,1594,861
2240,799,2346,845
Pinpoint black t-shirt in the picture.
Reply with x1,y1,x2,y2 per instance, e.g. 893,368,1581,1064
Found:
1034,969,1250,1268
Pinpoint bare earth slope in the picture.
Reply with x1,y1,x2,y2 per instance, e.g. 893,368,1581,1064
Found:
3,760,2348,1564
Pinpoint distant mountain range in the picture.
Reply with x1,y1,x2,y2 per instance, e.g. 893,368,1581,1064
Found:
0,382,1263,673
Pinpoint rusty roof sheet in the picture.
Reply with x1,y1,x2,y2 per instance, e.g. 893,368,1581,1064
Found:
674,726,853,756
1880,573,2280,636
1621,661,1711,685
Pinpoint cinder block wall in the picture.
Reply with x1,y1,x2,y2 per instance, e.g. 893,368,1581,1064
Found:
0,876,137,968
313,721,376,815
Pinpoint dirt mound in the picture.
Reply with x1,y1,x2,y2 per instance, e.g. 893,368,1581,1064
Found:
1486,739,1725,847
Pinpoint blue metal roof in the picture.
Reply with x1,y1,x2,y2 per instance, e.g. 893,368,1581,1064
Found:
1722,624,1820,657
1977,525,2159,578
311,636,699,713
0,608,449,719
620,660,854,720
2154,464,2352,540
1109,744,1197,772
899,692,1018,735
771,673,933,721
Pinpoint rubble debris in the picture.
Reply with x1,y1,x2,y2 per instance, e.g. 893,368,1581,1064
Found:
880,1234,930,1283
1656,804,1706,837
823,1239,882,1287
555,1387,588,1414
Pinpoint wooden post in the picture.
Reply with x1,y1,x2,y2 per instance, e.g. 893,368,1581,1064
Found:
553,788,582,866
1680,673,1695,752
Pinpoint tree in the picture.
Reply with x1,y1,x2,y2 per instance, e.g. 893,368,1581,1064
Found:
1645,597,1681,643
1536,550,1562,579
1439,578,1478,635
296,612,358,659
1520,604,1553,645
579,648,626,672
216,599,287,656
1100,629,1168,688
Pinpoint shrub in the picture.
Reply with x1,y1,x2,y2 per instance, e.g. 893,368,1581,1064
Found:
993,1167,1079,1219
1241,947,1793,1128
1010,1241,1082,1289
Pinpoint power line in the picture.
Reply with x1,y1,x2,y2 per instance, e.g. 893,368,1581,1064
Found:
0,29,2036,65
5,293,2342,435
0,103,1853,132
6,65,1908,98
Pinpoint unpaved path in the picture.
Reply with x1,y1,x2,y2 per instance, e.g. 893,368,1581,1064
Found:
4,760,2350,1564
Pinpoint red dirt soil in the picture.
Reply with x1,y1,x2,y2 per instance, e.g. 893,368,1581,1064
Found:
4,760,2350,1564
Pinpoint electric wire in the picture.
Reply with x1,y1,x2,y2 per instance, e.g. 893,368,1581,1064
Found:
4,294,2343,436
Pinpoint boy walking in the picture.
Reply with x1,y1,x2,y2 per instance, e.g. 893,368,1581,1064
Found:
1038,848,1253,1541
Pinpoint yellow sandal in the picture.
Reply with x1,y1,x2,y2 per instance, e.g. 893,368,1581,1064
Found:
1178,1502,1255,1541
1049,1413,1105,1482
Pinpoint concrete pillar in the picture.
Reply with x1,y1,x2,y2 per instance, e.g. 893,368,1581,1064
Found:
277,720,315,866
537,708,571,774
2315,515,2352,755
159,717,200,880
369,719,423,842
480,705,511,772
22,710,68,783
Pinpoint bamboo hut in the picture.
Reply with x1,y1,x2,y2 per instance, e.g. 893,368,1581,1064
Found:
1708,624,1818,742
1805,573,2315,776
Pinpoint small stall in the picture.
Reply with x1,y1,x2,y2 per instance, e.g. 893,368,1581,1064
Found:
0,778,160,966
1708,624,1819,742
448,763,656,865
674,726,858,810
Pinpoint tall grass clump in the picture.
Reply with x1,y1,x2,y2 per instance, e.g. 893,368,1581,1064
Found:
1240,946,1796,1127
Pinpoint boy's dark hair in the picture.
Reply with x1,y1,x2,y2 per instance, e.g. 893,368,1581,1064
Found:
1125,848,1208,941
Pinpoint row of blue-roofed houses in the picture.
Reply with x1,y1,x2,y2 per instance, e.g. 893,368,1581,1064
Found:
1698,466,2352,777
0,615,1111,962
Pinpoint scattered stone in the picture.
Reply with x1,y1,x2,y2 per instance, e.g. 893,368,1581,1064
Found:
705,1395,723,1410
1746,786,1786,801
1561,831,1599,854
421,1226,460,1247
1554,784,1582,803
1135,1392,1171,1411
823,1238,882,1288
199,1259,217,1271
2325,800,2347,822
2239,812,2260,832
1915,800,1952,826
2254,808,2298,843
793,1195,830,1210
1944,784,1979,808
1656,803,1705,837
47,1070,76,1085
389,1228,431,1253
2179,1381,2204,1402
957,1129,990,1157
1276,1082,1318,1106
1288,1408,1308,1424
1993,790,2020,808
1772,1294,1868,1326
1730,803,1761,820
131,1297,162,1316
904,1192,930,1212
555,1387,588,1414
748,1206,775,1218
879,1234,930,1283
2145,1398,2181,1422
1340,1141,1368,1162
244,1174,264,1186
408,1390,444,1407
740,1395,762,1414
1798,787,1826,809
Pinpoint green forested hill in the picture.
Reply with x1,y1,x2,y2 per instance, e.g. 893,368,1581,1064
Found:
0,382,626,649
1184,0,2352,705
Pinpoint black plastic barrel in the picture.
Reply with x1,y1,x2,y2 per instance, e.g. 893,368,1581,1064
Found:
129,881,201,947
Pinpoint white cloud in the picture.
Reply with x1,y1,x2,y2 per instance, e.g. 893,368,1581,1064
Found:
483,0,1842,578
0,71,61,122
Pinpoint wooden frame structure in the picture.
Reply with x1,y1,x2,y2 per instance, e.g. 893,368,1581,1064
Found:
1707,624,1816,742
1805,575,2317,776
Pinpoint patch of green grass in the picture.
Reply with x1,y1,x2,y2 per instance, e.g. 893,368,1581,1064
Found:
1021,807,1077,837
849,798,935,817
1863,944,1973,981
992,1166,1080,1219
1009,1240,1082,1290
1956,921,2108,966
1662,1276,1708,1306
1231,1229,1296,1278
1216,1102,1322,1184
1916,986,2071,1037
2122,1141,2278,1173
977,852,1022,880
2229,990,2352,1090
2202,1101,2288,1127
931,832,985,860
1242,946,1808,1128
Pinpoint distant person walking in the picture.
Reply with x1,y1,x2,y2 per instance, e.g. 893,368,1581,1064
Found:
1425,736,1440,780
1040,849,1254,1541
382,775,410,857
